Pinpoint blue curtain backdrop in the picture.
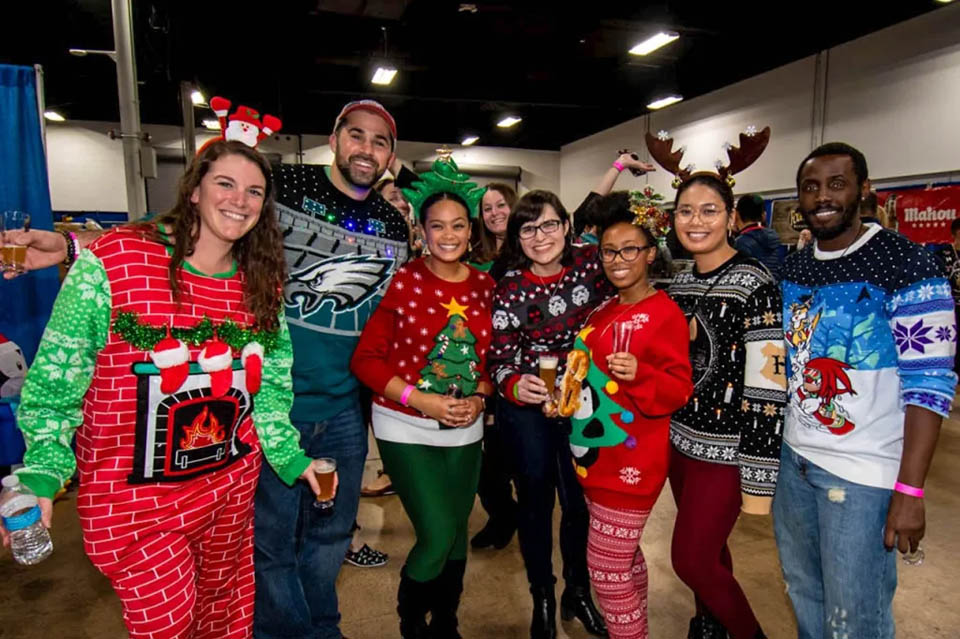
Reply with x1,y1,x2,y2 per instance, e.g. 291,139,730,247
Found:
0,64,59,365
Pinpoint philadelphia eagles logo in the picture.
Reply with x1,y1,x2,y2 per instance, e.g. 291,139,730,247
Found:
284,254,393,317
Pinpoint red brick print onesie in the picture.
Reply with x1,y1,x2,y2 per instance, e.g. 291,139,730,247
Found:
16,228,309,639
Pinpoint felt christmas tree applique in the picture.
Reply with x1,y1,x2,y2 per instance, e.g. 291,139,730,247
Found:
418,297,481,396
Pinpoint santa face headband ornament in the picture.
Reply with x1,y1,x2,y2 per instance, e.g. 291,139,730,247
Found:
644,125,771,189
200,96,283,152
401,156,487,223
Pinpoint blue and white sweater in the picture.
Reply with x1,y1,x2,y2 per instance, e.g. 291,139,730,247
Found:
782,223,957,489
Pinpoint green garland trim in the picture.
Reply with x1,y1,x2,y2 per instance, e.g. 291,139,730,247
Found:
112,311,281,354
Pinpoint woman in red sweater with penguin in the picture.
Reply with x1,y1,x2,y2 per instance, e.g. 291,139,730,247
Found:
558,189,693,639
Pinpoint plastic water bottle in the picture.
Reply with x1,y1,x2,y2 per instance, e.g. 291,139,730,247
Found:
0,475,53,565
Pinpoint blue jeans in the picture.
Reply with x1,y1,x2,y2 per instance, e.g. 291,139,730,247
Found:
254,402,368,639
773,444,897,639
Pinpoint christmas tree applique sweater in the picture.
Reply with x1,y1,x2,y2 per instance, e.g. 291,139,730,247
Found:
351,258,495,447
15,228,309,501
668,252,787,514
567,292,693,510
782,224,957,490
488,244,614,401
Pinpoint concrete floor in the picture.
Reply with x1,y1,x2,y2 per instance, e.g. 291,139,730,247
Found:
3,416,959,639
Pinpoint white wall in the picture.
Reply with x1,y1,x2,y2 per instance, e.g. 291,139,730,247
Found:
560,3,960,205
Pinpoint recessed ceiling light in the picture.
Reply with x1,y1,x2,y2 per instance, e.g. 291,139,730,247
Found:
935,0,953,3
43,110,65,122
202,119,221,130
646,95,683,110
497,116,522,128
372,67,398,86
461,136,479,146
190,90,205,105
629,31,679,56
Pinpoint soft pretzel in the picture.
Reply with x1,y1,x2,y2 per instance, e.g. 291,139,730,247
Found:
558,349,590,417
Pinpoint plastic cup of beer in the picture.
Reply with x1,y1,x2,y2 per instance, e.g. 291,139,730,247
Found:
538,354,559,397
312,457,337,513
1,211,30,274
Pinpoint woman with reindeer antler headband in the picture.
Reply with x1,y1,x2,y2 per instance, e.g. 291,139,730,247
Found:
646,128,786,639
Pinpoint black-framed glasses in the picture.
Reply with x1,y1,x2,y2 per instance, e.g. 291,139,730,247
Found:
519,219,563,239
599,245,652,263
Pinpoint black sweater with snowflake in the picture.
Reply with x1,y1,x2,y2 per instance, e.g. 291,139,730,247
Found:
489,245,613,399
668,252,786,511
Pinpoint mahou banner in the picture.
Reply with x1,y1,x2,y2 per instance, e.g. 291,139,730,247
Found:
893,186,960,244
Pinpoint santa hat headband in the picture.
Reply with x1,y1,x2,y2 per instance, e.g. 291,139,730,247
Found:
334,99,397,149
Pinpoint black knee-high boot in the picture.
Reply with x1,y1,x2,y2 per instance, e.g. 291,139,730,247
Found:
530,584,557,639
430,559,466,639
398,566,433,639
560,585,607,637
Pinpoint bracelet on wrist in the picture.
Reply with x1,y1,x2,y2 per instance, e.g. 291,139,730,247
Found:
61,230,79,267
894,481,924,498
400,384,416,407
612,160,625,173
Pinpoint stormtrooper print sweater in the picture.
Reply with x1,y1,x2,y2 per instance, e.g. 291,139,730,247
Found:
488,244,614,400
567,293,692,510
668,252,787,513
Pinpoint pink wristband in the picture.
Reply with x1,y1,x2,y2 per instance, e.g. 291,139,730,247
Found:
894,482,924,498
400,384,415,406
612,160,625,172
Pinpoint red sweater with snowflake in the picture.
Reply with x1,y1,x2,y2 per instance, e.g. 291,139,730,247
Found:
351,258,495,417
569,292,693,510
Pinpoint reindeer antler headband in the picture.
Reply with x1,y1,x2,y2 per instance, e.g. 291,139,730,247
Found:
644,125,771,189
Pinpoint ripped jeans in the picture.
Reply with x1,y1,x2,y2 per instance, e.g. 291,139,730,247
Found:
773,444,897,639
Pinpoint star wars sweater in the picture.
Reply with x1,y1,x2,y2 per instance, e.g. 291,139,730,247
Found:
668,252,786,512
351,258,495,446
488,244,614,399
782,223,957,489
567,292,693,510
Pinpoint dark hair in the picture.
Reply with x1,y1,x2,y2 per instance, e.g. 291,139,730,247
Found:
470,182,517,264
674,173,735,212
736,193,765,223
420,191,470,224
147,140,284,331
860,191,878,215
502,190,574,271
796,142,868,189
593,191,669,278
951,219,960,235
374,177,395,193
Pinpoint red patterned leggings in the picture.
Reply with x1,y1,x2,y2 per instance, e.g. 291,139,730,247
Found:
585,500,652,639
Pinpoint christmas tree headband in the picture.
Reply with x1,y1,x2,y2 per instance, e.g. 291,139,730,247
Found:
401,157,487,222
628,187,671,241
644,125,771,189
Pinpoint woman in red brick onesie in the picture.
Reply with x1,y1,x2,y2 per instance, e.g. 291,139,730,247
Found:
9,140,323,639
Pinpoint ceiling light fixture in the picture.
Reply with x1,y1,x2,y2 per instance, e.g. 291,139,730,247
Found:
190,90,206,106
629,31,679,56
461,135,479,146
202,119,221,130
44,110,65,122
372,66,398,86
497,116,522,128
646,95,683,110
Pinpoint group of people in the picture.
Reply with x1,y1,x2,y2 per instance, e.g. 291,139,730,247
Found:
0,98,953,639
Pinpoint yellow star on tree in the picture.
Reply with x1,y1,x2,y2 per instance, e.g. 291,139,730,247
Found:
440,296,469,319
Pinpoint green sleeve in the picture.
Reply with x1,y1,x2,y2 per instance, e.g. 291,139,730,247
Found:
16,250,111,499
252,308,311,485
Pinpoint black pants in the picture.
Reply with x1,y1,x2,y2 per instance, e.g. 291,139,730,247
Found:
476,400,518,526
498,401,590,589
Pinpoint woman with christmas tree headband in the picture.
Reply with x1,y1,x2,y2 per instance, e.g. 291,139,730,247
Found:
351,157,494,639
488,190,610,639
8,139,329,637
557,189,693,639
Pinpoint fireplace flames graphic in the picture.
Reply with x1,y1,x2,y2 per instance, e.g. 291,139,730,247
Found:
180,406,227,449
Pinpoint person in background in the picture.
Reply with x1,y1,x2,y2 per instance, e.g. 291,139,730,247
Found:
560,190,692,639
573,151,656,244
733,193,782,280
352,159,494,639
858,190,882,226
776,143,956,639
489,190,609,639
934,218,960,376
2,140,329,637
668,174,785,639
377,177,423,258
466,181,521,551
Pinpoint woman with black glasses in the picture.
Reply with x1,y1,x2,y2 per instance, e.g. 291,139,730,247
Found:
489,190,610,639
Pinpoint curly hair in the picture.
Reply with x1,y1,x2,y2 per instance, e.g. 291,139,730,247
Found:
146,140,285,331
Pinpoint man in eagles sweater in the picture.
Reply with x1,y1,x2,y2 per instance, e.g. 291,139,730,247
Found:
775,143,956,639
